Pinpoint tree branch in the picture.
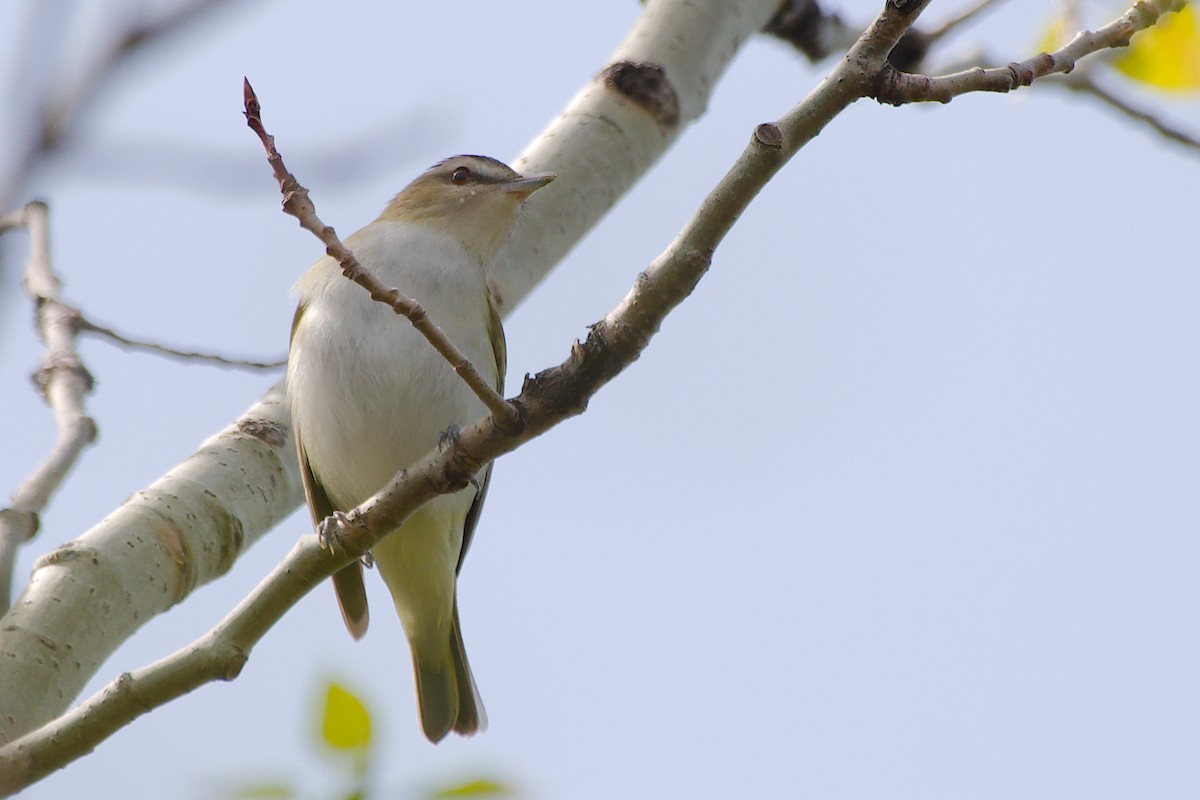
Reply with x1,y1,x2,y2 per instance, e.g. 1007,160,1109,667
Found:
922,0,1008,45
0,202,97,614
1063,69,1200,153
0,379,300,751
762,0,1005,72
77,317,287,371
488,0,783,314
872,0,1186,104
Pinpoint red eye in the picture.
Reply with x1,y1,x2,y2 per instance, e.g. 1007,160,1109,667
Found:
451,166,470,185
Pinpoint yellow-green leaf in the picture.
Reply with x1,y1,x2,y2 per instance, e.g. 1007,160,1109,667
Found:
221,783,295,799
320,681,372,752
430,778,512,798
1113,3,1200,90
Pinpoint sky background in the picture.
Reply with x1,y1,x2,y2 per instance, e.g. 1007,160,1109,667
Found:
1,0,1198,798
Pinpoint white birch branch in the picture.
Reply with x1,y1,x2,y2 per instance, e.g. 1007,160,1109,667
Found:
0,381,300,752
491,0,783,314
0,203,97,614
0,0,783,746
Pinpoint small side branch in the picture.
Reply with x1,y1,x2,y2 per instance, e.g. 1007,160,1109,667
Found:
923,0,1007,45
0,203,98,613
78,316,286,371
873,0,1186,104
1065,70,1200,153
241,79,519,431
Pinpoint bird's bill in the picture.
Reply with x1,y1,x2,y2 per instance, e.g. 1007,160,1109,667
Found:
501,172,556,197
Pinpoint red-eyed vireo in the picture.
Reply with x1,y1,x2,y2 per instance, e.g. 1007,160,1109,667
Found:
287,155,555,743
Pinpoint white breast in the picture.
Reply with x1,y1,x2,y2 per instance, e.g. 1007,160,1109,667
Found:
287,220,498,510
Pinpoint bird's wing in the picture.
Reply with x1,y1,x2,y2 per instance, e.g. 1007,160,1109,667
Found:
456,297,506,574
292,303,370,639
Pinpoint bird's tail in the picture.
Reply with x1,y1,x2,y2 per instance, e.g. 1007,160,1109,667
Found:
412,601,487,743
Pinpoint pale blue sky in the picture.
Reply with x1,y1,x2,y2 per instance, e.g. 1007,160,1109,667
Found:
2,1,1198,798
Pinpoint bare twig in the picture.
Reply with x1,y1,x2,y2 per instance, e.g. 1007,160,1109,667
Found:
0,0,936,790
241,79,519,430
1064,69,1200,153
874,0,1187,104
0,202,97,614
79,317,286,371
924,0,1008,44
2,209,283,371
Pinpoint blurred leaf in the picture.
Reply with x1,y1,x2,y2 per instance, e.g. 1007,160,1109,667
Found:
320,681,373,752
430,778,512,798
221,783,295,799
1113,3,1200,90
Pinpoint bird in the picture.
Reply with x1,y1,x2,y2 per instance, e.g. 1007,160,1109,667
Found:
286,155,555,743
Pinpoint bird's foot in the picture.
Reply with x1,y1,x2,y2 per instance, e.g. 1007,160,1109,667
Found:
438,424,462,453
316,510,352,551
318,511,372,567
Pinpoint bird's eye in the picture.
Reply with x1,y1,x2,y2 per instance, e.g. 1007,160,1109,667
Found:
450,166,471,185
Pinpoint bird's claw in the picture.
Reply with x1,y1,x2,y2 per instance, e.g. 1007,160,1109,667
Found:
317,510,353,551
438,424,463,453
318,511,372,566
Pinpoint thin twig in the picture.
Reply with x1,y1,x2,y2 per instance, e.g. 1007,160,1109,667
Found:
79,317,286,371
1064,69,1200,153
241,79,519,430
0,202,98,614
924,0,1008,44
874,0,1187,105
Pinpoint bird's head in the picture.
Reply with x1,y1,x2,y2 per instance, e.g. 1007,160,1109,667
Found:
378,155,556,261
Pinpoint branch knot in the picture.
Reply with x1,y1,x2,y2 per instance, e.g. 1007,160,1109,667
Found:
601,61,681,127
